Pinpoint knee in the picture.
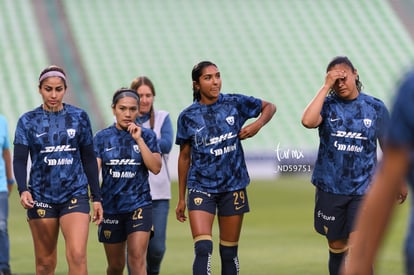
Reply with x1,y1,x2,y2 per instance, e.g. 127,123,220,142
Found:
36,259,57,275
107,265,125,275
328,239,348,252
66,249,87,266
149,240,166,258
108,256,125,274
194,239,213,256
219,241,238,260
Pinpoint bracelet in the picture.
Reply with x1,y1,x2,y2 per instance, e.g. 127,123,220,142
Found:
7,179,15,185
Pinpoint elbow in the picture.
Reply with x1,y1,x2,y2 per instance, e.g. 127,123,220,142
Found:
151,161,162,175
152,166,161,175
271,103,277,115
264,101,277,117
301,115,320,129
301,118,314,128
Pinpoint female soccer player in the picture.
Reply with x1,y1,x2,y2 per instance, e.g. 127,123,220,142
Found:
301,56,397,275
94,88,161,275
13,65,103,275
342,69,413,275
175,61,276,275
130,76,174,275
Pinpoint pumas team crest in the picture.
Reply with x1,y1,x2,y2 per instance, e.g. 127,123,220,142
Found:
67,128,76,138
363,119,372,128
37,209,46,218
226,116,235,125
133,145,140,153
194,197,203,206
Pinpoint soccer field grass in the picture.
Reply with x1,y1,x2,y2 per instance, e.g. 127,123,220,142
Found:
8,175,409,274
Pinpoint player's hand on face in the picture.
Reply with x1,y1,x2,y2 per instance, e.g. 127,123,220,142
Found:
128,123,142,140
325,70,347,89
176,200,187,222
20,191,35,209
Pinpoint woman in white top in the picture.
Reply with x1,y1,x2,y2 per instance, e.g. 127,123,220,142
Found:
130,76,174,275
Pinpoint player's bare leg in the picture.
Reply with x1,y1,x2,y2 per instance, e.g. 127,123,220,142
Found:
60,212,90,275
29,218,59,275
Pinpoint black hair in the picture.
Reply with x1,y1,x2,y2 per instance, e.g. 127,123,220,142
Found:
191,61,217,102
111,88,140,107
326,56,363,95
38,65,67,88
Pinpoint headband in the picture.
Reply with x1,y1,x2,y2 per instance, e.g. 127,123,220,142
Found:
39,71,66,84
112,90,140,105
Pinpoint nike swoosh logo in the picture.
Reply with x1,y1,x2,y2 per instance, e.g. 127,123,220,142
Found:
133,223,143,228
330,118,340,122
105,147,115,152
68,205,79,210
235,205,245,211
196,127,205,133
36,133,47,138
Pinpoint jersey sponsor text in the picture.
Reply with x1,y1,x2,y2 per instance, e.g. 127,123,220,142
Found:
331,130,367,140
333,141,364,152
205,131,237,146
40,145,76,153
105,159,140,165
210,143,237,156
110,170,137,178
44,157,74,166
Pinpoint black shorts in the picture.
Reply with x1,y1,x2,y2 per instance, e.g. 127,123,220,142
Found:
98,205,152,243
187,188,250,216
27,196,90,219
314,188,363,240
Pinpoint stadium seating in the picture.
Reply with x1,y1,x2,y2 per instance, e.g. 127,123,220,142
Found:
61,0,414,152
1,0,413,157
0,0,48,130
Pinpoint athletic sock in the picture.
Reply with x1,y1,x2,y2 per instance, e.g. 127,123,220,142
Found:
220,243,239,275
329,250,345,275
193,239,213,275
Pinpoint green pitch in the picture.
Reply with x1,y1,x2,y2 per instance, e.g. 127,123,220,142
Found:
8,176,408,274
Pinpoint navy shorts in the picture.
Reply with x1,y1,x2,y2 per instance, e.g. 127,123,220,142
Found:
98,205,152,243
314,188,363,240
187,188,250,216
27,196,90,219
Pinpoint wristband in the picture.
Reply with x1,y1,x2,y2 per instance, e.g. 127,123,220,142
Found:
7,179,15,185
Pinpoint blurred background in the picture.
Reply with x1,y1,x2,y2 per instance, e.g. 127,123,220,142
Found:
1,0,414,180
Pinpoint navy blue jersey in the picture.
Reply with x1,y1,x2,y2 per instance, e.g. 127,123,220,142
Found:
13,104,94,203
175,93,262,193
387,71,414,186
312,93,389,195
94,125,160,214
